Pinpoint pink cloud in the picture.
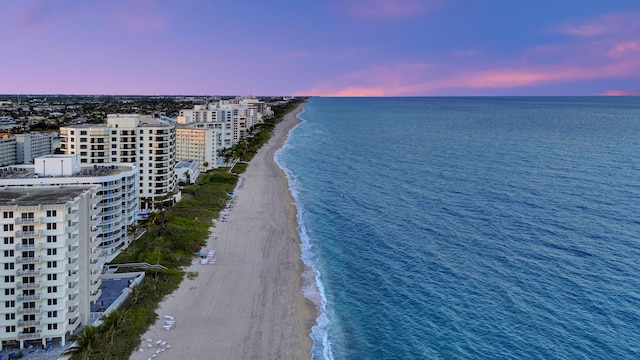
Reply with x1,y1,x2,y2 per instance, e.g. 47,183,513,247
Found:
299,86,386,97
296,55,640,96
554,12,640,37
607,41,640,57
598,89,640,96
337,0,439,19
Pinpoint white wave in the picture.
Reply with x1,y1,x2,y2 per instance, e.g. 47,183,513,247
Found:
274,110,334,360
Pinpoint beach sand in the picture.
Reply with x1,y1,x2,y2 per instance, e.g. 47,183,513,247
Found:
130,103,315,360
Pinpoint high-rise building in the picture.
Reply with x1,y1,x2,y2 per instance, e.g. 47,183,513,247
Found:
59,114,180,211
0,185,101,348
0,155,139,262
175,127,218,171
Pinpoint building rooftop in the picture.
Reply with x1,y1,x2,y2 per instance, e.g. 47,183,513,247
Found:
0,185,95,206
0,164,134,180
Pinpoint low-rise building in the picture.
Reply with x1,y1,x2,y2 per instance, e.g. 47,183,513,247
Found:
175,160,200,184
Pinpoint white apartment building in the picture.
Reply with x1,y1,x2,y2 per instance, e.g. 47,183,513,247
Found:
178,104,236,150
59,114,179,211
0,185,101,348
175,127,218,171
15,132,57,164
0,155,138,262
0,135,17,167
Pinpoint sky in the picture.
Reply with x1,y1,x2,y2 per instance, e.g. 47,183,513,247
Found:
1,0,639,96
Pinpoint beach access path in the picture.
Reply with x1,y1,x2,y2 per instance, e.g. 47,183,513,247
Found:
130,103,315,360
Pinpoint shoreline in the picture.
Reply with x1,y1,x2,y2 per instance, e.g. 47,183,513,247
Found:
130,102,315,360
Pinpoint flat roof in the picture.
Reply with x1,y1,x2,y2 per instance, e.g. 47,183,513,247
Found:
0,185,96,206
0,164,135,180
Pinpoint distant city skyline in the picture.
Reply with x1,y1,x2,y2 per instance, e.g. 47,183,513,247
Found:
1,0,639,96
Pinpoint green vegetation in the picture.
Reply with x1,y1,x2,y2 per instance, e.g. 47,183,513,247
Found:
60,98,305,359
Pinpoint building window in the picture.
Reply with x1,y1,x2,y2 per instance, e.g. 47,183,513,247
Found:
4,263,14,270
3,237,14,244
5,313,15,320
48,324,58,330
47,261,57,268
4,250,14,257
47,236,57,243
6,326,16,333
46,223,57,230
5,301,15,307
2,211,13,218
46,210,57,217
4,288,15,295
47,248,57,256
4,275,15,282
47,286,57,293
47,311,58,318
48,298,57,306
3,224,14,231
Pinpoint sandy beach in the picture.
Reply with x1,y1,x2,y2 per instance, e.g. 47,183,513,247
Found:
130,103,315,360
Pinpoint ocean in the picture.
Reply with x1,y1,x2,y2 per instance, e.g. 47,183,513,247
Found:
275,97,640,359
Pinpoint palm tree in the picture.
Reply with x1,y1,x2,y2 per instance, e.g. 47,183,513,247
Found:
128,284,143,306
61,325,103,360
101,309,127,352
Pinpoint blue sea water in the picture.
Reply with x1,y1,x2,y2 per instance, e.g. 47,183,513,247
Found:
275,97,640,359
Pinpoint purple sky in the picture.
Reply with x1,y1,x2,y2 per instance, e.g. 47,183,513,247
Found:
1,0,639,96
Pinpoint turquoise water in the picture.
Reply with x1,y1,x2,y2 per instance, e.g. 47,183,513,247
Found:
276,97,640,359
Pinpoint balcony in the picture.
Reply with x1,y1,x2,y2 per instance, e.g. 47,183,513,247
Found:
16,269,41,276
90,289,102,302
16,256,41,264
15,218,36,224
66,233,79,246
68,281,80,293
16,243,41,251
17,331,42,340
68,271,80,283
18,319,41,327
17,306,41,315
15,231,36,238
17,282,40,290
66,259,80,271
67,247,80,259
17,294,41,302
39,228,63,237
66,223,79,233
